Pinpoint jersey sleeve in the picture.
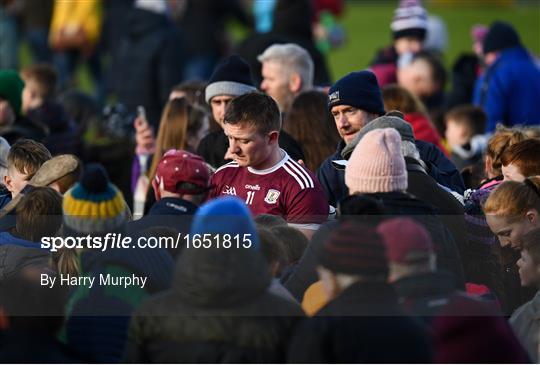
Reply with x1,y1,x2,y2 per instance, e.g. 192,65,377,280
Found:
285,179,329,226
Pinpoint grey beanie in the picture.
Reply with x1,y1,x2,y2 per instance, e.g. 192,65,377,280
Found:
205,55,257,103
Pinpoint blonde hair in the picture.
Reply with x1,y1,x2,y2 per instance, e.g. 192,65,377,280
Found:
484,176,540,219
148,98,206,182
382,84,428,115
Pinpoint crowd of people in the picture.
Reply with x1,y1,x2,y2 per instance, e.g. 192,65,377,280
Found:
1,0,540,363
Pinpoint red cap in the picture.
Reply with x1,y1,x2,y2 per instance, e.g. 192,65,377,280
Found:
377,218,433,264
152,149,210,196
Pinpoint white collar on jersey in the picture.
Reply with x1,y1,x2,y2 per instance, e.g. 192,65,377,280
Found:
247,149,289,175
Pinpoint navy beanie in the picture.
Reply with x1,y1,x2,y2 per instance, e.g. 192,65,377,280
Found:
483,21,521,54
205,55,257,104
328,70,385,115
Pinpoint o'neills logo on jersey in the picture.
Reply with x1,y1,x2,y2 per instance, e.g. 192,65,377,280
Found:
328,90,340,103
222,185,237,195
245,184,261,191
264,189,280,204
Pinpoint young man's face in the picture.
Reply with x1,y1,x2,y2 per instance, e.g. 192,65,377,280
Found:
223,121,277,170
3,166,30,197
502,163,526,182
394,36,423,56
517,249,540,288
210,95,235,126
0,98,15,126
486,211,539,250
21,79,42,114
260,61,294,112
331,104,374,144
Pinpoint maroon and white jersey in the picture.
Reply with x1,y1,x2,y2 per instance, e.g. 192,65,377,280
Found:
209,151,329,228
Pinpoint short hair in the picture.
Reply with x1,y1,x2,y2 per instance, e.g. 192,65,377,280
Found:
7,139,52,179
258,228,287,275
258,43,314,89
223,92,281,134
270,225,308,263
20,63,58,100
16,187,63,242
445,105,487,136
501,139,540,178
522,228,540,265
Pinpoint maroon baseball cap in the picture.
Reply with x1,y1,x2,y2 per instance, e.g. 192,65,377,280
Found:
153,149,210,195
377,217,434,264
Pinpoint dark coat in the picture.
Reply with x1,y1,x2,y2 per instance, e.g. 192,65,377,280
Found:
284,192,465,302
405,157,468,265
27,101,81,156
317,139,465,207
125,245,303,363
287,281,432,363
365,191,465,288
196,129,305,168
0,115,48,145
394,271,463,318
111,8,185,127
126,197,197,235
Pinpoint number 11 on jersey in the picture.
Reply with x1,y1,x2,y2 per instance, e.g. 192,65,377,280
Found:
246,191,255,205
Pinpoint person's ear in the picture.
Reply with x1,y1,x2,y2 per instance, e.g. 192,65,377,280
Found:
289,72,302,93
525,209,538,225
267,131,280,144
3,174,12,191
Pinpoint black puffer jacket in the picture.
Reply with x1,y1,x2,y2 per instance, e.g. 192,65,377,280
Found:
288,281,432,363
125,245,303,363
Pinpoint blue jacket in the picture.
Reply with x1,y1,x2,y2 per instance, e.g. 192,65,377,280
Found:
317,140,465,207
473,46,540,132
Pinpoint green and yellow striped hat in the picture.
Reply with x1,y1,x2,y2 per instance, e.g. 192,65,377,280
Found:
63,164,128,235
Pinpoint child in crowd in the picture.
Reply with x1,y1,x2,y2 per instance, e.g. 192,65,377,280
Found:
20,64,57,115
20,64,80,155
444,105,487,171
510,227,540,363
0,139,51,208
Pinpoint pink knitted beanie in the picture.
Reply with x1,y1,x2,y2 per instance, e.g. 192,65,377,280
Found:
345,128,408,194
